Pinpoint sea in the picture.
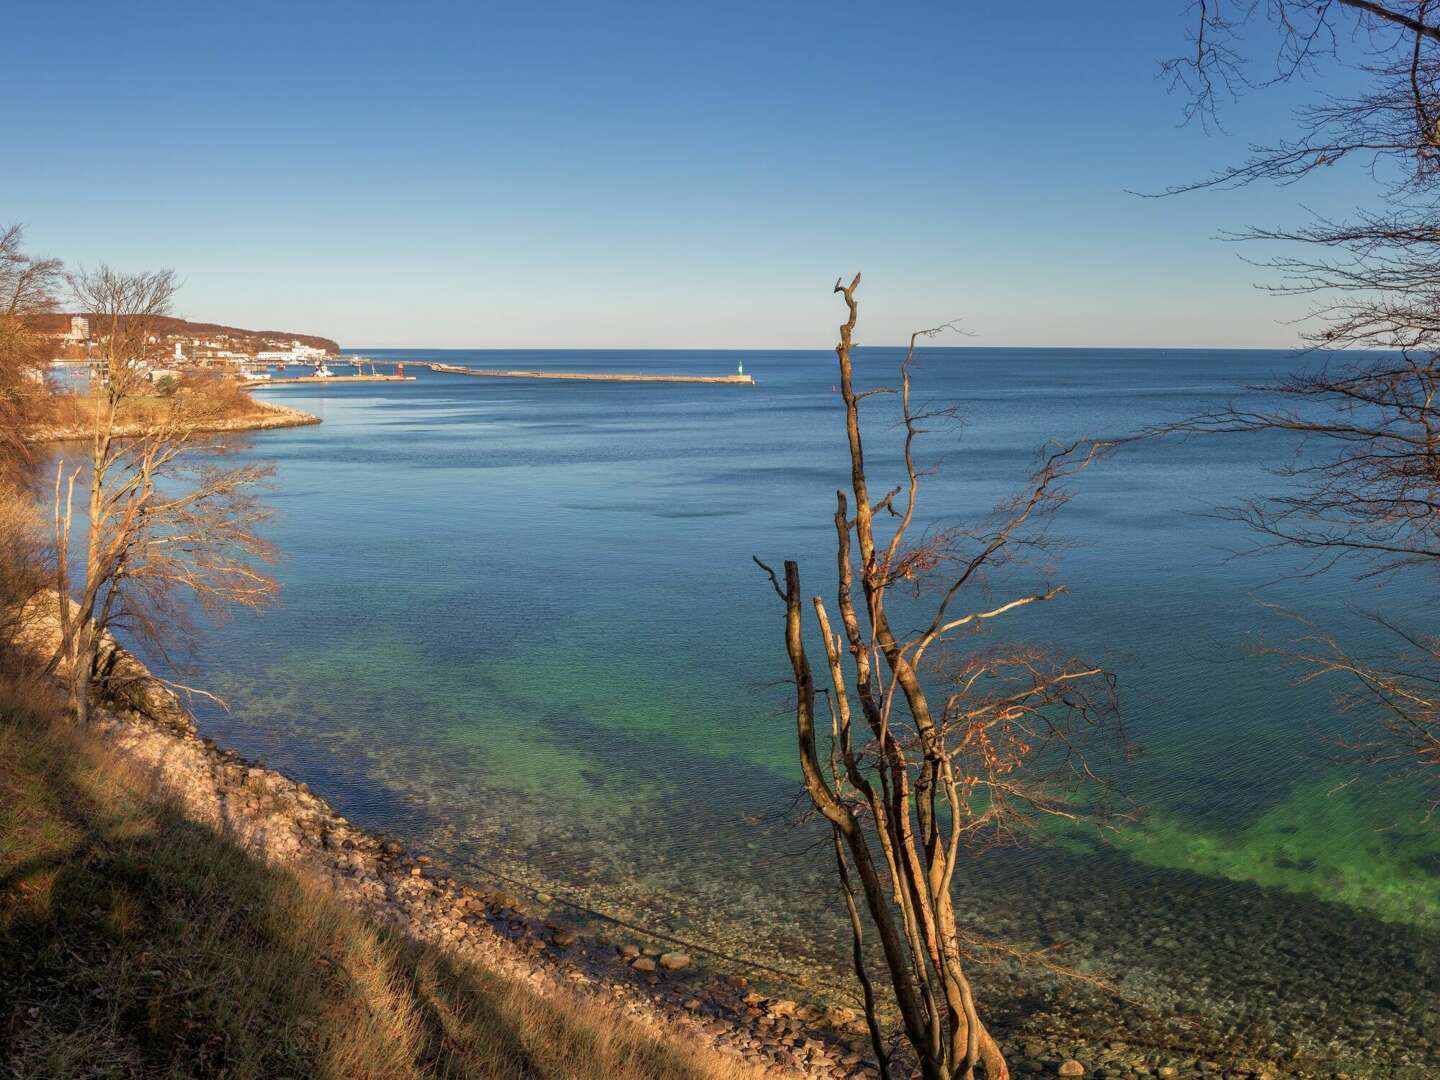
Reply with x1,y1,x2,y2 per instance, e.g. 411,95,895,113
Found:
59,348,1440,1073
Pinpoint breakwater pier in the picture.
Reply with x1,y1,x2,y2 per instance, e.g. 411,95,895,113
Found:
427,362,754,385
244,374,417,387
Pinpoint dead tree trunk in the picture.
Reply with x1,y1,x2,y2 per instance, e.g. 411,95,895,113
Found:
759,275,1118,1079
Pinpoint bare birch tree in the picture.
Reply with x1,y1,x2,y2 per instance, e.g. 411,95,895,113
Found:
53,266,277,724
757,276,1119,1080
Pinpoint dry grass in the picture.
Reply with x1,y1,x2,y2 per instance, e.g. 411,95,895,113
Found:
0,679,772,1080
45,374,270,434
0,489,47,660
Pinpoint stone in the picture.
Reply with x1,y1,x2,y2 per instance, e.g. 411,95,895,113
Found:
617,943,641,959
552,930,577,947
631,957,657,973
659,951,691,971
1059,1063,1087,1078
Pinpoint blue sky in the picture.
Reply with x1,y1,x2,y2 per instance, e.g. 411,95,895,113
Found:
1,1,1375,348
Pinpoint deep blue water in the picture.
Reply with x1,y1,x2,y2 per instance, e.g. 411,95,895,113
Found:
75,348,1440,1068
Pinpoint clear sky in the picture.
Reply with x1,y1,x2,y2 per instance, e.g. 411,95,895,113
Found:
1,1,1376,348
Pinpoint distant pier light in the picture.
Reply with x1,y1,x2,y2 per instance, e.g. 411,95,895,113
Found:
737,359,744,376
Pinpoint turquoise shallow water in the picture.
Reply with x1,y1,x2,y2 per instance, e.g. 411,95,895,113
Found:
60,348,1440,1069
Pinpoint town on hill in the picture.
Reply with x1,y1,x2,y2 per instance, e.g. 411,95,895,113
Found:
27,312,339,366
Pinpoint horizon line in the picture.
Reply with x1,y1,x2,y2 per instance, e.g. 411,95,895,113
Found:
339,342,1321,353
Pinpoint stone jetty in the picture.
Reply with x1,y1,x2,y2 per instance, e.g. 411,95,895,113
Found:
244,374,416,387
428,362,755,385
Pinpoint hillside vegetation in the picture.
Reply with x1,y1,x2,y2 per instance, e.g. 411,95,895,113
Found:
28,375,318,443
0,673,768,1080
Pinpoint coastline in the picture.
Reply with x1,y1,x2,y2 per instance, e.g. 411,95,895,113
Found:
12,371,1428,1077
23,399,321,444
20,595,1421,1078
18,603,872,1080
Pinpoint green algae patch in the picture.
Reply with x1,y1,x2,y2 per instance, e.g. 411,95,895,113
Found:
437,709,662,812
482,640,798,777
1096,777,1440,927
214,630,667,818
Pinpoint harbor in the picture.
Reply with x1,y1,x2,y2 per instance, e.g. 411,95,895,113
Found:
243,357,416,387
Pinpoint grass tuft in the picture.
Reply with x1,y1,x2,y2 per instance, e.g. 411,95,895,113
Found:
0,677,770,1079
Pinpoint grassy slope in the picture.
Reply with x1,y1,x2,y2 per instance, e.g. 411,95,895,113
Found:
45,380,282,431
0,678,765,1080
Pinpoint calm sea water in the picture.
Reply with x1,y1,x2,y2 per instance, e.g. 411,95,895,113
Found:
90,349,1440,1069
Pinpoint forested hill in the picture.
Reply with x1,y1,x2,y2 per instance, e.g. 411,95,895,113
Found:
27,313,340,355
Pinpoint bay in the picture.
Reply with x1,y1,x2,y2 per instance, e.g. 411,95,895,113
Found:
110,347,1440,1071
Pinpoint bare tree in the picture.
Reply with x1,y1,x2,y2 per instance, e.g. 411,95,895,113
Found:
1167,3,1440,181
0,225,63,665
1262,606,1440,787
1152,357,1440,789
1153,3,1440,789
53,266,277,725
1159,2,1440,344
757,275,1120,1080
0,223,62,483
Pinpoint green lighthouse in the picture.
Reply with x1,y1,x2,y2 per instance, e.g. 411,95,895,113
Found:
737,358,744,376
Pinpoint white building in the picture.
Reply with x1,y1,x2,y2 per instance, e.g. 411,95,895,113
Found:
256,343,328,363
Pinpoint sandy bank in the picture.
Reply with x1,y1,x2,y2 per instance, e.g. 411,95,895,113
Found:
24,399,321,444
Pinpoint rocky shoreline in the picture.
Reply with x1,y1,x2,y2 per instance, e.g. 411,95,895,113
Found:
27,616,1430,1080
41,627,879,1079
23,399,320,443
